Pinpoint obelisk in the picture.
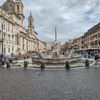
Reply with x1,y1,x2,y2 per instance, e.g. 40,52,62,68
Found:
55,27,57,43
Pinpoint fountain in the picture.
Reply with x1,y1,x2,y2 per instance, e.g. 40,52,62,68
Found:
52,50,60,58
41,28,68,65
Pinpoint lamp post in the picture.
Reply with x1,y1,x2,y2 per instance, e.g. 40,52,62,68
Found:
0,16,4,55
1,23,4,55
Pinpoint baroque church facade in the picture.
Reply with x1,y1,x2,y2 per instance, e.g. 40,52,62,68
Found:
0,0,41,56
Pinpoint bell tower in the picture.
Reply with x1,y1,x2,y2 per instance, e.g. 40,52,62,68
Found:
15,0,25,22
28,12,35,33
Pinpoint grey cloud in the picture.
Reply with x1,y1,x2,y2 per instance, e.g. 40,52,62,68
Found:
0,0,100,43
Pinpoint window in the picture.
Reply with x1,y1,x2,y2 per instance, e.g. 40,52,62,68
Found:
23,45,25,50
12,25,13,33
4,45,6,54
8,23,10,31
4,33,6,40
0,31,1,37
23,38,25,50
3,24,5,30
10,4,12,7
30,20,32,25
12,46,14,52
8,34,10,41
8,45,10,52
12,35,14,42
27,42,28,51
98,33,100,38
17,5,20,11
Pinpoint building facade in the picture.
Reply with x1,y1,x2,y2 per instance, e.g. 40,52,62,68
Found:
0,0,38,56
83,23,100,49
64,23,100,51
80,23,100,49
38,40,46,52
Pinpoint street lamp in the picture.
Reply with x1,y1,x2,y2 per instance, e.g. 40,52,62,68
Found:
0,16,4,55
1,22,4,55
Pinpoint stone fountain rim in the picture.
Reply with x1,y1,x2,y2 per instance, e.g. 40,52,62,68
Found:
42,57,68,60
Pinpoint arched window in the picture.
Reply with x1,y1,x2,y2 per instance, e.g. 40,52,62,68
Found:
17,5,19,11
30,20,32,26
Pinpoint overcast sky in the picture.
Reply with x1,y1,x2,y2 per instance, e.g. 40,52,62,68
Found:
1,0,100,43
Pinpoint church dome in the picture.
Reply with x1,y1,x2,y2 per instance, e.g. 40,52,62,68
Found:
1,0,15,14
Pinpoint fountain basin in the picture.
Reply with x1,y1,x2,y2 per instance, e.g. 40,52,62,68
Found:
33,56,81,65
41,58,68,64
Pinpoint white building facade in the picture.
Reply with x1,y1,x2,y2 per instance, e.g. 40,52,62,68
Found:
0,0,38,56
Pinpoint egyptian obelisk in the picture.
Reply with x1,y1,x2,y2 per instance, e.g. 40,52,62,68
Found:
55,27,57,43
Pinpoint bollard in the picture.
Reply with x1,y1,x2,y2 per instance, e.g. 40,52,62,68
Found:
6,61,10,69
40,62,45,70
0,62,2,67
24,61,28,68
65,61,70,70
2,61,5,65
85,59,89,68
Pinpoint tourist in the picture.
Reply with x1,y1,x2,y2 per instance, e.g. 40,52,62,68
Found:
0,54,5,65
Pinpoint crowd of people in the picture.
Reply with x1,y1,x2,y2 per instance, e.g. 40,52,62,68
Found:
73,49,100,67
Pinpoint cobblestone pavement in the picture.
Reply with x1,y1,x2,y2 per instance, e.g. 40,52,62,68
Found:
0,67,100,100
